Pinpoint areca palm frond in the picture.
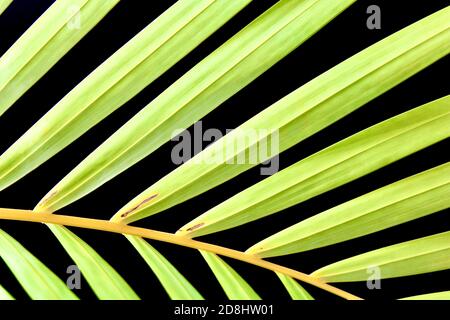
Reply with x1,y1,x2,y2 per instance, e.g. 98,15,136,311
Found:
0,1,448,301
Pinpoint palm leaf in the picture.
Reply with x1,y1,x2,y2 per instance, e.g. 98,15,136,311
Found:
399,291,450,300
200,250,261,300
247,162,450,257
34,0,356,214
113,7,450,224
0,284,14,300
48,224,139,299
0,2,447,301
276,273,313,300
0,0,119,116
180,96,450,237
0,0,251,192
126,235,203,300
0,0,12,16
0,228,78,300
311,231,450,282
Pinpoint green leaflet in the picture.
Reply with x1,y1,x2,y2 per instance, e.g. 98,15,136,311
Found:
399,291,450,300
34,0,356,214
0,284,14,300
276,273,313,300
48,224,139,300
180,96,450,237
0,0,119,115
247,162,450,257
0,0,251,192
113,6,450,224
200,250,261,300
311,231,450,282
0,228,78,300
0,0,12,16
126,235,203,300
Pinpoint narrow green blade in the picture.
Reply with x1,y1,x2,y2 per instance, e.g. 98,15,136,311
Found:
35,0,356,214
0,0,12,16
0,0,119,115
247,162,450,257
311,231,450,282
0,0,251,192
0,228,78,300
126,235,203,300
200,250,260,300
276,272,313,300
399,291,450,300
180,96,450,238
114,7,450,224
48,224,139,300
0,284,14,300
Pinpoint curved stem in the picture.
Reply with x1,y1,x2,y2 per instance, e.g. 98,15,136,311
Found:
0,208,362,300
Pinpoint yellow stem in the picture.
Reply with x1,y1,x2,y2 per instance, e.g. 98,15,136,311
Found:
0,208,362,300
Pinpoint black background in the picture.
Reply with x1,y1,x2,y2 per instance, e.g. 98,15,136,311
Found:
0,0,448,301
